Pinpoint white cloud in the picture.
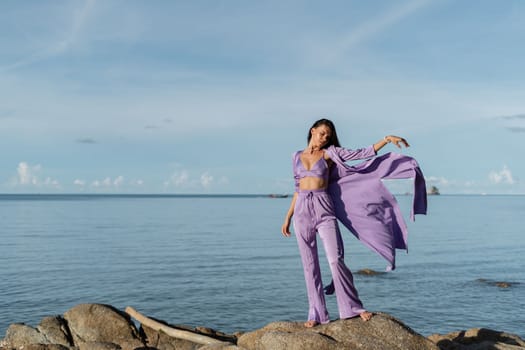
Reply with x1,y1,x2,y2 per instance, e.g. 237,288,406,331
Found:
43,177,60,187
74,179,86,186
425,176,450,186
90,176,124,188
73,176,144,191
17,162,38,185
164,169,225,190
130,179,144,186
166,170,189,187
113,175,124,187
11,162,60,189
489,165,515,185
102,177,111,187
200,172,213,188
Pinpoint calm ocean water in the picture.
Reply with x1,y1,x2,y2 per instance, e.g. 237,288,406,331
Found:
1,194,524,339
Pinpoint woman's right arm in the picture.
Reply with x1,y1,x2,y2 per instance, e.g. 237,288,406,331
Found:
281,192,298,237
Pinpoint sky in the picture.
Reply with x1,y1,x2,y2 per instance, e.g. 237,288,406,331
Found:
1,0,524,195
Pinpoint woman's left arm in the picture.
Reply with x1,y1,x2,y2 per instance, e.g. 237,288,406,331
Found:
374,135,410,153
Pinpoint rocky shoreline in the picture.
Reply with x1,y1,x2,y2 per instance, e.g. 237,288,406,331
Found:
1,303,524,350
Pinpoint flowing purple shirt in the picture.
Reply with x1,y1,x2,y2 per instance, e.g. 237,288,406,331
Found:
304,145,427,271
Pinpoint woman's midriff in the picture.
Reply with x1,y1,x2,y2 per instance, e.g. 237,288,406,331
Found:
298,177,328,191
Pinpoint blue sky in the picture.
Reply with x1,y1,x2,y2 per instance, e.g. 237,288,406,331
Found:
1,0,524,194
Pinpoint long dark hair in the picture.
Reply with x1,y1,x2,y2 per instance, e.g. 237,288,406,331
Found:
307,118,341,148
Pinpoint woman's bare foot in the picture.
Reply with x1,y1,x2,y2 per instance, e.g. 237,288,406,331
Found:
360,311,373,322
304,320,319,328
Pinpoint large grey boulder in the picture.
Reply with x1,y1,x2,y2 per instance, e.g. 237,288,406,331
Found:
37,316,73,347
63,304,144,350
1,316,72,350
237,313,439,350
1,323,49,349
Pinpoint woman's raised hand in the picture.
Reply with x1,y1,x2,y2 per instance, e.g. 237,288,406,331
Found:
385,135,410,148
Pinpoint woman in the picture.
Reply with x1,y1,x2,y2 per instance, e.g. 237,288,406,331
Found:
281,118,417,328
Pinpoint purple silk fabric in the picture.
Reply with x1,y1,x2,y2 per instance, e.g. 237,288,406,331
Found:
324,145,427,271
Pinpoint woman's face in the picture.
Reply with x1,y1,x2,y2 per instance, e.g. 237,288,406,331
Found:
311,125,332,147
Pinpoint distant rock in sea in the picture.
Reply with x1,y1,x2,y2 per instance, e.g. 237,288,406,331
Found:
1,303,524,350
428,186,440,195
268,193,289,198
356,268,386,276
477,278,519,289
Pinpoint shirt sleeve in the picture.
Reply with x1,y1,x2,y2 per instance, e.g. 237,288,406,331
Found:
333,145,376,161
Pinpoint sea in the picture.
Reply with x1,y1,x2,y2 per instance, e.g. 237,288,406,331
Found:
1,194,524,339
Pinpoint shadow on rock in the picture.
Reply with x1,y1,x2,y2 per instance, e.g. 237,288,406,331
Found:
429,328,525,350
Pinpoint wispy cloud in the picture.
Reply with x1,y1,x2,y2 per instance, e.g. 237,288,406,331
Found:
505,126,525,133
496,113,525,133
313,0,433,66
498,113,525,120
339,0,432,51
76,137,97,144
0,0,96,72
0,109,15,119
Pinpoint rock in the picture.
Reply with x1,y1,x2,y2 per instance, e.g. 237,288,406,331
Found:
197,344,246,350
141,321,238,350
5,345,69,350
141,323,201,350
476,279,519,289
63,303,144,350
78,341,122,350
356,268,385,276
1,317,73,350
194,326,237,343
2,323,49,348
428,186,440,195
237,313,439,350
428,328,525,349
37,316,73,347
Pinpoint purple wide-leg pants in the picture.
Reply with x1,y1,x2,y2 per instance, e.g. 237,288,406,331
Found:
293,189,365,324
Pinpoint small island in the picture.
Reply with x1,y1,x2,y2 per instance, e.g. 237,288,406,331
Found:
268,193,289,198
428,186,440,195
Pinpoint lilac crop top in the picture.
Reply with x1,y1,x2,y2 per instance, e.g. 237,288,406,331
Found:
293,151,330,190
